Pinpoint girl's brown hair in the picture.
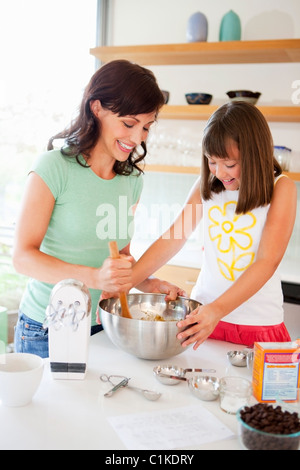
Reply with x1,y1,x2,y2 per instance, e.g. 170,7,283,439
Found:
200,101,282,214
47,60,165,175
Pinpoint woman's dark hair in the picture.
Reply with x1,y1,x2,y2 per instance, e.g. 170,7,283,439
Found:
201,101,282,214
47,60,165,175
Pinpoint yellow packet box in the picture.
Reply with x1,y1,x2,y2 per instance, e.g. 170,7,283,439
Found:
252,340,300,403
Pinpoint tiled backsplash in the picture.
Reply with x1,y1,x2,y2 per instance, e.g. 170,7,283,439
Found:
133,171,201,243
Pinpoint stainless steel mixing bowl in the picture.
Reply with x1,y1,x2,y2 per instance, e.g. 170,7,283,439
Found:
99,293,201,360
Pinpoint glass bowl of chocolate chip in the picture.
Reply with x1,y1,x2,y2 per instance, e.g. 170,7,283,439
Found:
237,403,300,450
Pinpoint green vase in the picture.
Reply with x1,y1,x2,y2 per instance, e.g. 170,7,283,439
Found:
219,10,241,41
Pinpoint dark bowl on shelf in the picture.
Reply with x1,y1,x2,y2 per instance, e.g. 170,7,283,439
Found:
185,93,213,105
161,90,170,104
226,90,261,105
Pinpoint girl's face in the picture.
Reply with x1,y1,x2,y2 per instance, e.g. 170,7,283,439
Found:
206,138,241,191
93,101,156,163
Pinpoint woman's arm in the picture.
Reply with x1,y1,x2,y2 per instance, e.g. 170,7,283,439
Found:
178,176,297,349
132,177,203,290
13,172,132,294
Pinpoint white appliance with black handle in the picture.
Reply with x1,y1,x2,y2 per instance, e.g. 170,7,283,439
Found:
45,279,91,380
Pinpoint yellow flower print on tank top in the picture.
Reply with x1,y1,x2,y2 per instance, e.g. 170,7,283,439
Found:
208,201,256,281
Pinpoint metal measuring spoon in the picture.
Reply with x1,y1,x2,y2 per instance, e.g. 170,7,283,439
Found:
100,374,161,401
153,365,216,385
125,384,161,401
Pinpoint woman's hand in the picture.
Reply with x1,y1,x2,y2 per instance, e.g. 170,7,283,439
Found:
96,254,133,295
177,303,221,350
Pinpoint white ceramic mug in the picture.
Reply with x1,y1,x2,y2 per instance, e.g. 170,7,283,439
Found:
0,353,44,407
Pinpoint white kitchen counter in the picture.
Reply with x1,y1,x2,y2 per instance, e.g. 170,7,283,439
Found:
0,332,254,451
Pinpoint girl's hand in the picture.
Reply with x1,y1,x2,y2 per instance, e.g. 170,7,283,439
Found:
100,290,116,301
137,277,186,301
148,278,187,301
101,278,186,301
177,303,221,350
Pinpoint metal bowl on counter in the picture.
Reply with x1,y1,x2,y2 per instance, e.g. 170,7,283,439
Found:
99,293,201,360
188,376,220,401
153,365,220,401
227,350,248,367
227,349,254,369
153,365,185,385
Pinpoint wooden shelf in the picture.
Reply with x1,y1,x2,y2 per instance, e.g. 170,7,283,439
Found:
159,105,300,122
145,164,200,174
90,39,300,65
144,165,300,181
90,39,300,123
283,171,300,181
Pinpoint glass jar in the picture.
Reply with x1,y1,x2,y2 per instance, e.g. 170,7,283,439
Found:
219,376,252,414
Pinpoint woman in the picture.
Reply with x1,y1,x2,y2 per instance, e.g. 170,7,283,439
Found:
13,59,182,358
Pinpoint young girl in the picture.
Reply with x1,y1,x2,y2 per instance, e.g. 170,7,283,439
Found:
13,60,180,358
131,101,297,349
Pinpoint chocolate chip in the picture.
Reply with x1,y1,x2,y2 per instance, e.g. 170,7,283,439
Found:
239,403,300,450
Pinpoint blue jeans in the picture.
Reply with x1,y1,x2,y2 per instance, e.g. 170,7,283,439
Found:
14,312,49,358
14,312,103,358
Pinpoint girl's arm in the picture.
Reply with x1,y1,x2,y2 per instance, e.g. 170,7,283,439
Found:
132,177,203,291
116,243,186,300
13,172,132,294
178,176,297,349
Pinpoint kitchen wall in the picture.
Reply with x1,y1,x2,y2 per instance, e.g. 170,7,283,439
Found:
106,0,300,284
108,0,300,150
109,0,300,44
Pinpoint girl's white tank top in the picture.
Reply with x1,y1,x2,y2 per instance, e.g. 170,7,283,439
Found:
191,177,285,326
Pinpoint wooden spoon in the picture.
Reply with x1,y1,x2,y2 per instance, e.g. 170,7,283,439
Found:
108,241,132,319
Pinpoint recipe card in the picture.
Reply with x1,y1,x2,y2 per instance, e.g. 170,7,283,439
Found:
107,404,234,450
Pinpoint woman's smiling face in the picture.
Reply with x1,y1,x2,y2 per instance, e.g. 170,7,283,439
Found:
92,100,156,163
206,138,241,191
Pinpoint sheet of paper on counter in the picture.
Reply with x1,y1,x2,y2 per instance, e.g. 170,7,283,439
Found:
107,404,234,450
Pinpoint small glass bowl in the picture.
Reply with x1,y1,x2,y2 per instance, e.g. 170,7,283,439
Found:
237,408,300,451
219,376,252,414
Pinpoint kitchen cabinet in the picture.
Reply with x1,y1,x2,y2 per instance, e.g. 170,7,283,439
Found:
91,39,300,181
154,264,199,297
